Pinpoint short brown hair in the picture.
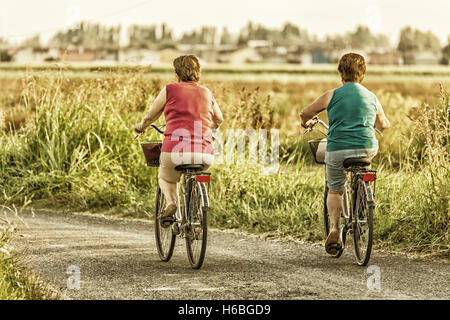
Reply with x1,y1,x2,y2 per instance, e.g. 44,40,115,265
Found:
173,55,201,82
338,53,366,83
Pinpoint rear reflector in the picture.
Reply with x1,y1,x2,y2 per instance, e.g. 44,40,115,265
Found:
196,175,210,182
363,173,376,181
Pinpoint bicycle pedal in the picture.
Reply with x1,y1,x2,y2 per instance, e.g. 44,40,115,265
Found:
172,224,180,235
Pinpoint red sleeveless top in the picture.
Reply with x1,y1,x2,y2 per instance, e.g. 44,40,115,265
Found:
162,82,215,155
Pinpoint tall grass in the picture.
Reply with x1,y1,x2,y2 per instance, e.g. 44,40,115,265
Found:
0,69,448,257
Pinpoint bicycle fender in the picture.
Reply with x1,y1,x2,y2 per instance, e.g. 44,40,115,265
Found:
196,181,210,211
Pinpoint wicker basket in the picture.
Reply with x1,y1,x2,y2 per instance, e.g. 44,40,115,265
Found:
308,138,327,164
140,141,162,167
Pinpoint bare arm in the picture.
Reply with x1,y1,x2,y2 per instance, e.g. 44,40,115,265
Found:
374,98,390,131
300,90,334,127
134,87,166,133
211,98,224,129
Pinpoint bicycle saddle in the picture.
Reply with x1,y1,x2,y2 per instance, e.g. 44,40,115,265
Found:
343,157,371,168
174,164,205,172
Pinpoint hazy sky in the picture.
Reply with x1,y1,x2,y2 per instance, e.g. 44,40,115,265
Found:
0,0,449,45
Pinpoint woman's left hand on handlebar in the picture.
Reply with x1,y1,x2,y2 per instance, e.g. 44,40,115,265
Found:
302,117,317,129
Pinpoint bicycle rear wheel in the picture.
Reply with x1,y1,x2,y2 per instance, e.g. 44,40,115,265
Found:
353,180,374,266
155,186,176,262
185,180,208,269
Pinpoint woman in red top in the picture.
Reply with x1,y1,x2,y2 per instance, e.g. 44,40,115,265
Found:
135,55,224,225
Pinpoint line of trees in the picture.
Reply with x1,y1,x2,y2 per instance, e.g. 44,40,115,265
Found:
3,21,450,65
128,23,174,49
49,22,121,50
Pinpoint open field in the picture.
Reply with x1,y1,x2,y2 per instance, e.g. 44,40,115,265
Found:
0,65,448,260
1,62,450,76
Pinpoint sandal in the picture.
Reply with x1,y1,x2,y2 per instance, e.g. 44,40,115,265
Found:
325,242,342,255
160,203,177,228
325,231,341,255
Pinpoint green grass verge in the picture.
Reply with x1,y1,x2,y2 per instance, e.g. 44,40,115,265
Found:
0,229,57,300
0,256,57,300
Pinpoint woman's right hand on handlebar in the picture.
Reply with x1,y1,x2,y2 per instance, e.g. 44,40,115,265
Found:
134,122,146,134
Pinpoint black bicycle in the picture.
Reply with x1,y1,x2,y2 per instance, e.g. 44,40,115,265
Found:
136,124,211,269
303,117,379,266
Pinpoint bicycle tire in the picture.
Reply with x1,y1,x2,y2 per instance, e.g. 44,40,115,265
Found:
155,186,176,262
323,185,330,238
353,179,374,266
323,185,344,258
185,180,208,269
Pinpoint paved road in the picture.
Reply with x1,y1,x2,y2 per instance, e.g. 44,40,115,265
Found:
9,210,450,300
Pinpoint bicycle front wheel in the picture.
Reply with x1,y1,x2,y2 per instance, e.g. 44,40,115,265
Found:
155,186,176,262
353,180,374,266
185,180,208,269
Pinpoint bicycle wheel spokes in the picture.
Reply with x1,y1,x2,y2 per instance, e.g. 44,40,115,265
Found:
155,187,176,262
185,181,208,269
353,181,374,266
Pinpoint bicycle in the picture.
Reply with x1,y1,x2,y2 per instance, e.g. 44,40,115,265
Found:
135,124,211,269
303,116,380,266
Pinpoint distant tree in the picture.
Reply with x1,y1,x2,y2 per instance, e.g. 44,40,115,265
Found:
180,26,216,45
128,25,158,48
422,31,441,52
161,23,173,41
349,25,374,49
235,21,310,47
373,34,391,49
441,36,450,65
237,21,258,45
0,37,11,62
324,34,349,51
180,30,199,44
278,22,309,46
0,37,11,61
0,50,11,61
220,27,233,45
398,26,417,52
398,26,441,53
398,26,441,64
50,22,121,49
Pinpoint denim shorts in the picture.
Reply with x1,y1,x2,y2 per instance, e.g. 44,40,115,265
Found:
325,147,378,191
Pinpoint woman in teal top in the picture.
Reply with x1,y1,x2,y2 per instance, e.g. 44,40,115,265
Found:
327,82,378,152
300,53,390,255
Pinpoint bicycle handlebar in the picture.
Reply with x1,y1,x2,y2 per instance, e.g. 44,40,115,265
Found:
133,124,166,140
302,116,383,137
151,124,165,134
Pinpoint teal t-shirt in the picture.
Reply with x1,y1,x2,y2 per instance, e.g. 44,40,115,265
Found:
327,82,378,152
